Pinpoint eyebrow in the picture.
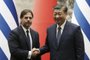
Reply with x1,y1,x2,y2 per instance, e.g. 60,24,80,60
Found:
24,16,33,19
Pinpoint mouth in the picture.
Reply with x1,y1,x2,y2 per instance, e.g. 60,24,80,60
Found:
55,17,62,21
54,17,62,24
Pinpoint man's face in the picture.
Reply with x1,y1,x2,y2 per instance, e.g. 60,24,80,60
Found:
21,12,33,29
53,6,67,26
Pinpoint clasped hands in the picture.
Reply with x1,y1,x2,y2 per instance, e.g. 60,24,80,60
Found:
31,48,40,57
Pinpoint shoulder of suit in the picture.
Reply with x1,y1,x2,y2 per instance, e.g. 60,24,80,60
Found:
11,26,21,33
30,28,39,35
67,21,79,28
47,24,56,30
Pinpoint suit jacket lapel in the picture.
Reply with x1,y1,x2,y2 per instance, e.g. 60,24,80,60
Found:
19,26,30,50
51,24,59,49
30,29,35,48
58,21,69,48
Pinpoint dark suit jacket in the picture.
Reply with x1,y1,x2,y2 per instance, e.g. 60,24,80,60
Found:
8,26,41,60
40,21,84,60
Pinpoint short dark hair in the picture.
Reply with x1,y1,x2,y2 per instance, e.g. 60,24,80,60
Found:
20,9,33,18
54,4,68,14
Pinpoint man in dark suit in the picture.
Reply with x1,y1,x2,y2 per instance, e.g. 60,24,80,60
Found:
33,3,84,60
8,9,41,60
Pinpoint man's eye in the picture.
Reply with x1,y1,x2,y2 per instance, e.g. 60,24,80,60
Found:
29,17,32,19
25,17,28,19
54,12,61,15
25,17,32,19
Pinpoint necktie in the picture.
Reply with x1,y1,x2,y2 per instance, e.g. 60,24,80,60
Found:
26,30,31,50
56,27,61,45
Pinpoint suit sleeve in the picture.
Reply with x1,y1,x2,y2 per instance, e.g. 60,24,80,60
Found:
40,29,50,55
74,26,84,60
8,30,28,59
35,32,40,48
32,32,41,60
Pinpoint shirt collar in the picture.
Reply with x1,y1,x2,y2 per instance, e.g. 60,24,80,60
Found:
21,25,30,33
57,20,66,30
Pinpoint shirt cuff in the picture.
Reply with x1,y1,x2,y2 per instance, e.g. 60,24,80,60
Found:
27,51,32,59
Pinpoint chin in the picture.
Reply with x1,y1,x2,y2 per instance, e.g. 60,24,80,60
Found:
24,25,30,29
56,21,61,23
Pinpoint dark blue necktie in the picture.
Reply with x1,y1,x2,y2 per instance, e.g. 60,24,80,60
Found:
26,30,31,50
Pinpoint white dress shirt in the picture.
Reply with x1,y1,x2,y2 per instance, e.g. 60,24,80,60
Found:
21,25,32,59
56,20,66,37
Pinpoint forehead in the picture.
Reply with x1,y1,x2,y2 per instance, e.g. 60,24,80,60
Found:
54,9,60,13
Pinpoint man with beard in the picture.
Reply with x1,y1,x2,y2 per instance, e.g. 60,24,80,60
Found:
8,9,41,60
33,4,84,60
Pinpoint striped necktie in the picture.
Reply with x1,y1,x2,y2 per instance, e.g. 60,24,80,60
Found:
56,27,61,45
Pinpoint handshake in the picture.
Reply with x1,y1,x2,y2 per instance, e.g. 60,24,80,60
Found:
31,48,40,57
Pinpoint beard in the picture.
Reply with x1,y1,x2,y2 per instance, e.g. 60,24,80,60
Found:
23,22,32,29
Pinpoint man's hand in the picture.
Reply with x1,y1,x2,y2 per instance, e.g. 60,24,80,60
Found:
31,48,40,57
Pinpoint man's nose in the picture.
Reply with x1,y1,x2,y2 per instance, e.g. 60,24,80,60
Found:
27,18,30,20
56,15,60,18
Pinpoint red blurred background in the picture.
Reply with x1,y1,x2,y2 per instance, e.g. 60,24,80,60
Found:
32,0,56,60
